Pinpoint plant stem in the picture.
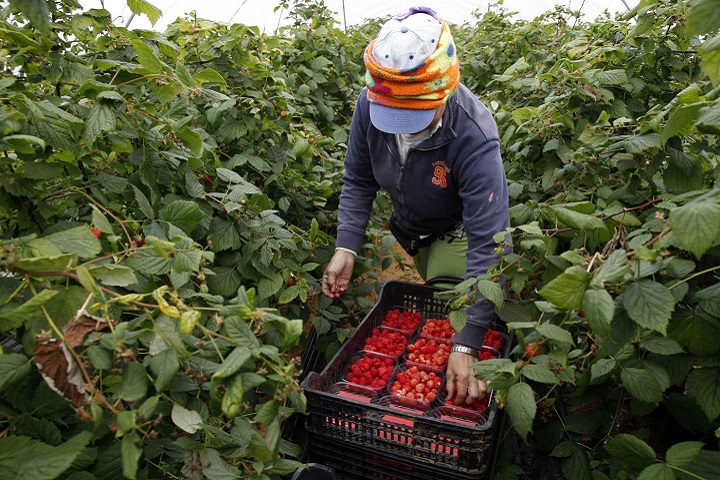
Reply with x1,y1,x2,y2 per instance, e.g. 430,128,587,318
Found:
669,264,720,290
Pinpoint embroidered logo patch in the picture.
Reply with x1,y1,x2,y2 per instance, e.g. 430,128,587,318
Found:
432,161,450,188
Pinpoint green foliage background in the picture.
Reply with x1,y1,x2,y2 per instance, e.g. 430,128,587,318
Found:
0,0,719,478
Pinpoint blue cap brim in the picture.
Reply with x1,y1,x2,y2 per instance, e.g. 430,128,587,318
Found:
369,103,436,134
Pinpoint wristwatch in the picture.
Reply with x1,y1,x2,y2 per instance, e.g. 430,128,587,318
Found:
451,344,479,358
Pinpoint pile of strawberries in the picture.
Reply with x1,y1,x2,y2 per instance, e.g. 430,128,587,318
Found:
389,366,442,403
482,328,504,350
363,328,408,357
421,317,455,340
445,395,489,414
381,309,422,332
345,354,396,390
406,337,451,369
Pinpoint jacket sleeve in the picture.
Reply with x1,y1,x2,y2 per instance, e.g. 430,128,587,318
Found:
452,135,510,350
335,94,381,254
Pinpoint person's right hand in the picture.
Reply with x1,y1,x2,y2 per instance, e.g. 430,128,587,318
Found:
321,250,356,298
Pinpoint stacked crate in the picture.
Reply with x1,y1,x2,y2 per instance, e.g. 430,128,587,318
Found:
301,281,511,480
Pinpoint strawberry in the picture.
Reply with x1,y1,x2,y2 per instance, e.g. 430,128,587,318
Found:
421,317,455,340
381,309,422,332
363,328,408,357
406,337,451,368
390,366,442,403
345,354,395,389
90,227,102,238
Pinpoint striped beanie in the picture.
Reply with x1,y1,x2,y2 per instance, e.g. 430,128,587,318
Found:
364,7,460,134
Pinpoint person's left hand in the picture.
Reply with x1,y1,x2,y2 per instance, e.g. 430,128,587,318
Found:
445,351,487,405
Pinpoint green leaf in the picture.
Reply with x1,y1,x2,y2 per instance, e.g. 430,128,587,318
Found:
177,128,204,156
591,358,616,382
666,441,704,467
283,319,303,351
623,281,675,335
130,39,164,73
506,382,536,442
697,102,720,131
265,418,281,455
160,200,204,234
90,205,114,234
449,309,467,333
550,207,606,230
87,264,138,287
669,310,720,356
641,336,685,355
172,250,202,273
194,68,227,86
0,354,31,389
117,410,137,436
208,218,242,252
605,434,656,469
127,0,163,25
687,0,720,35
696,282,720,317
638,463,675,480
536,323,574,346
223,317,260,348
476,279,504,308
121,433,141,480
663,104,703,143
76,265,104,301
700,48,720,86
171,404,203,434
147,349,179,392
595,69,628,86
83,103,115,145
32,226,102,259
582,288,614,338
687,367,720,420
621,367,665,403
664,159,705,194
594,249,631,286
670,193,720,259
116,362,148,402
9,0,51,33
278,285,303,304
521,364,558,384
538,266,590,310
201,449,241,480
622,133,663,154
212,347,252,380
0,431,92,480
132,185,154,219
0,289,59,333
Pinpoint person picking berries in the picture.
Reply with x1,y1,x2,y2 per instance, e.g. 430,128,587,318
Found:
321,7,510,407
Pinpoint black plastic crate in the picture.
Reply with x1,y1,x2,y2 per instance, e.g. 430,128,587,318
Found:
304,434,485,480
301,281,511,477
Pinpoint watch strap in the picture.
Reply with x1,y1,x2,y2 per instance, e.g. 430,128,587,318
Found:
451,344,479,358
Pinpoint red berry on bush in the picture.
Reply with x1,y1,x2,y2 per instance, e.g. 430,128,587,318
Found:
525,343,540,357
90,228,102,238
288,277,295,286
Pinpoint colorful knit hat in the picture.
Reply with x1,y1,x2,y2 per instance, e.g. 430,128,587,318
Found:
364,7,460,134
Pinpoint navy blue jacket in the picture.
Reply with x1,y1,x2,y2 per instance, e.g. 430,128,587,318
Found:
336,84,510,349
